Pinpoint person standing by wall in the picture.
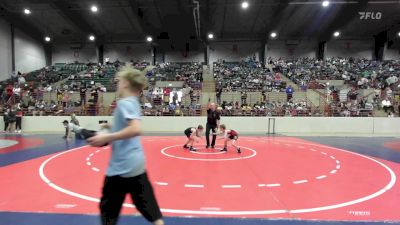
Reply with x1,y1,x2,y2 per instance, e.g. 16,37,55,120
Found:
3,107,9,132
8,107,16,133
80,86,87,106
205,101,221,148
216,87,222,105
286,85,294,102
15,107,23,133
87,65,164,225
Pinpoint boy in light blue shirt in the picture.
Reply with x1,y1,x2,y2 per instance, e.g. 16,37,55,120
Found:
88,65,164,225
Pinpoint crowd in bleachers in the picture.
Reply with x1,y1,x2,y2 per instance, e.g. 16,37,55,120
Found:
147,62,203,89
0,57,398,123
214,60,287,92
272,57,399,90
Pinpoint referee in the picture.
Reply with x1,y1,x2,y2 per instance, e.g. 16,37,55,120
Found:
205,101,220,148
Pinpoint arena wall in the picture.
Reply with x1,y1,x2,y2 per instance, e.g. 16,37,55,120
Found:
165,51,205,63
104,43,153,63
5,117,400,136
384,47,400,60
266,40,317,59
52,44,97,64
14,29,46,73
325,39,374,59
209,41,261,63
0,19,13,81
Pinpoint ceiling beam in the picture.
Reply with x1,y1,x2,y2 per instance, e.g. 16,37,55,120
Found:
250,0,264,33
318,1,369,41
219,0,228,38
128,0,158,36
0,4,44,43
261,0,291,39
52,0,98,37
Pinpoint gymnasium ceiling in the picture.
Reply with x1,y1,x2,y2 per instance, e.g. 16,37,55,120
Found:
0,0,399,48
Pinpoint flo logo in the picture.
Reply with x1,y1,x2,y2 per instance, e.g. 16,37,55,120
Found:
359,12,382,20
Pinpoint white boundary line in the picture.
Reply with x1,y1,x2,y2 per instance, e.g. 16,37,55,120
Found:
316,175,327,180
293,180,308,184
184,184,205,188
221,185,241,188
39,139,396,215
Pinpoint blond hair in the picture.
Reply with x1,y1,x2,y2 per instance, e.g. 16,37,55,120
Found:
117,65,148,91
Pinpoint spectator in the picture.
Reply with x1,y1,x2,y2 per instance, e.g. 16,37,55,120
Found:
382,98,394,113
3,107,9,132
80,86,87,106
8,106,16,133
15,107,23,133
286,85,294,102
91,87,99,104
216,87,222,105
241,91,247,105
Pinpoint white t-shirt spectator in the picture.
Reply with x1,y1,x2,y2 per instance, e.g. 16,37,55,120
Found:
386,88,393,97
381,99,391,107
13,87,21,96
18,76,26,85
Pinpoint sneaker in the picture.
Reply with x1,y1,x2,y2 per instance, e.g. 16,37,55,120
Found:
189,147,197,152
205,145,210,148
183,145,189,149
220,148,227,152
237,148,241,154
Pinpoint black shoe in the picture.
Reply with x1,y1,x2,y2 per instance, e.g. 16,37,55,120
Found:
206,145,210,148
220,148,227,152
237,148,241,153
183,145,189,149
189,147,197,151
211,145,215,149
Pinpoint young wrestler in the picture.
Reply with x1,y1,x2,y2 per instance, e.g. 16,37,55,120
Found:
183,125,204,151
216,124,241,153
87,65,164,225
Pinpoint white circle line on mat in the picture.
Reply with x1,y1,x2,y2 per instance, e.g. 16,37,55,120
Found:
161,145,257,161
39,139,396,215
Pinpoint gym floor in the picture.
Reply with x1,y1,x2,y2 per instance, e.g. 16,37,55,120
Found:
0,133,399,225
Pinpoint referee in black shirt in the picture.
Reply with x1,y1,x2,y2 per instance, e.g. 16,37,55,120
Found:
206,101,220,148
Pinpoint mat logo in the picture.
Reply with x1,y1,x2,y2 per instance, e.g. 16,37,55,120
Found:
348,211,371,216
359,12,382,20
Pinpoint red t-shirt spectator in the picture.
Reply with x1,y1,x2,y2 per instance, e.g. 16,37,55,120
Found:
6,85,13,97
163,88,171,97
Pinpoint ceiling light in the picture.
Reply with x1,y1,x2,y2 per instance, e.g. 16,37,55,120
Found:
89,35,95,41
333,31,340,37
146,36,153,42
322,1,330,7
91,5,98,13
241,1,249,9
208,33,214,39
44,36,51,42
24,9,31,15
270,32,277,38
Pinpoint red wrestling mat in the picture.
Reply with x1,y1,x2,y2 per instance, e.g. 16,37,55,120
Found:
0,136,399,221
0,136,44,154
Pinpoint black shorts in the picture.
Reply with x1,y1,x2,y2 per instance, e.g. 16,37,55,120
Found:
229,135,238,140
184,130,192,138
100,172,162,222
